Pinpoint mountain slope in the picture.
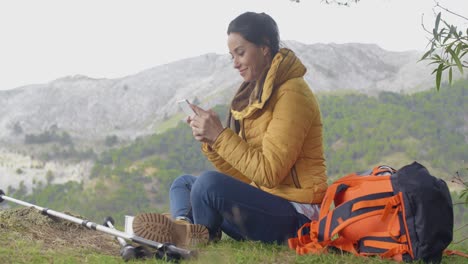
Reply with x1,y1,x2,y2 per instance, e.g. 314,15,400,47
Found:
0,42,447,144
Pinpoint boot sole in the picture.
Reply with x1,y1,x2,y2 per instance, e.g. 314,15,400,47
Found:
132,213,209,248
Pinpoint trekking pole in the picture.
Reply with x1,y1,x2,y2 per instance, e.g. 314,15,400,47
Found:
103,216,152,262
0,190,196,261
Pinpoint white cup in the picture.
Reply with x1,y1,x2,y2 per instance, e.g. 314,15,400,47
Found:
124,215,135,235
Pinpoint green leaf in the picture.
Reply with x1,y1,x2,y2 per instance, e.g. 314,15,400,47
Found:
436,64,443,91
433,28,438,41
443,32,452,44
420,49,433,61
442,37,451,45
460,50,468,59
447,42,454,52
455,42,462,56
449,67,453,86
447,47,464,74
439,28,447,38
435,12,441,34
452,26,459,38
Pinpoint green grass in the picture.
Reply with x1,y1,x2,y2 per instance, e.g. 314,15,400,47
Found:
1,207,466,263
0,233,122,264
1,232,467,264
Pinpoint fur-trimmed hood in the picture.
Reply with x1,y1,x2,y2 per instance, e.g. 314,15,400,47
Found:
230,48,307,121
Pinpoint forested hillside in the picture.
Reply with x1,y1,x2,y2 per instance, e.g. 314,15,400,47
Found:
320,80,466,176
6,79,467,227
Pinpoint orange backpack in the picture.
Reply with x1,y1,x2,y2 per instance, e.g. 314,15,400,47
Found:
288,162,456,262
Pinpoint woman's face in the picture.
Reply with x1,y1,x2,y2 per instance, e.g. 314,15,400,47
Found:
227,32,270,82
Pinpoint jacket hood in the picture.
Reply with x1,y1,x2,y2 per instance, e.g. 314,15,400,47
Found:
230,48,307,120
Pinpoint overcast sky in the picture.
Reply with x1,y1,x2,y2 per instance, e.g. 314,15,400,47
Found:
0,0,466,90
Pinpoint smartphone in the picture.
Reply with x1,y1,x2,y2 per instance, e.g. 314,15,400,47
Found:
177,99,197,116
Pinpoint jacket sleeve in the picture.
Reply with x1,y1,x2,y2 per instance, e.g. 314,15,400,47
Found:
201,142,252,184
209,87,317,188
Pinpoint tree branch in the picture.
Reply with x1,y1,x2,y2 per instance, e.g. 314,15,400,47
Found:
321,0,360,6
421,13,434,34
454,223,468,232
435,2,468,21
451,237,468,244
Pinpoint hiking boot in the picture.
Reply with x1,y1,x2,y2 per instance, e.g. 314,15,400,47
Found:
162,213,193,225
132,213,209,248
161,212,172,219
161,213,222,240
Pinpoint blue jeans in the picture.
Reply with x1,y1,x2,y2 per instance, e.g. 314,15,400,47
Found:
169,171,310,244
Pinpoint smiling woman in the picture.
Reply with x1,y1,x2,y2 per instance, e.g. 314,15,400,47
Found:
227,12,279,82
131,11,328,248
228,34,270,81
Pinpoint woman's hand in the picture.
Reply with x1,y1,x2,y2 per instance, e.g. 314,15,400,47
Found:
187,104,224,145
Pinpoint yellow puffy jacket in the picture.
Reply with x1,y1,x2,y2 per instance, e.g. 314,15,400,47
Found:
202,48,327,204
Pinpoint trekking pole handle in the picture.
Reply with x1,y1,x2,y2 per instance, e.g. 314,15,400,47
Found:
103,216,116,226
103,216,128,247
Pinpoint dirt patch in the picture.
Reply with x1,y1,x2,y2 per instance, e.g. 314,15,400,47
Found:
0,207,120,256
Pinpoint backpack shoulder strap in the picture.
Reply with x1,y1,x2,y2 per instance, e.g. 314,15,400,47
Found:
444,250,468,258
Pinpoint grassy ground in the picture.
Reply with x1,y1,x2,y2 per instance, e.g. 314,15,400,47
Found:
0,208,466,264
1,230,467,264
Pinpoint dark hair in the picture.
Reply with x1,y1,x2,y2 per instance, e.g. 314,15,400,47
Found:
227,12,280,58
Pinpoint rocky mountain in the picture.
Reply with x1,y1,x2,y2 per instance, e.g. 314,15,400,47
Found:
0,42,442,144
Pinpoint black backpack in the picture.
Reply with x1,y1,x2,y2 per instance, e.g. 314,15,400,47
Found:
289,162,454,263
393,162,453,262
